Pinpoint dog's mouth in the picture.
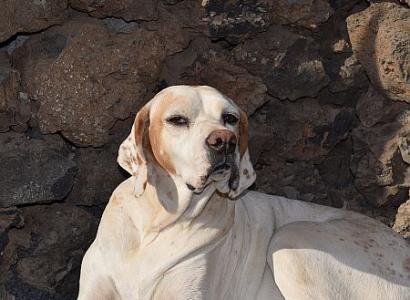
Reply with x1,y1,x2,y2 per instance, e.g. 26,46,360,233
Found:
186,160,239,194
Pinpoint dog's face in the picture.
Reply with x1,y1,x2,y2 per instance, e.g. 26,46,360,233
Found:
118,85,255,199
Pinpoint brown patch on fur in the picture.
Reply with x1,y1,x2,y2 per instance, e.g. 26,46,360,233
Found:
149,92,177,175
238,109,248,158
132,105,150,181
243,169,249,175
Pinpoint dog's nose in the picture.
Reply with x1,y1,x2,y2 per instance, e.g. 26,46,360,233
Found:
206,130,237,154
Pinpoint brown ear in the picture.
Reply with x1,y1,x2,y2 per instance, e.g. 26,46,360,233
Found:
226,109,255,198
239,109,249,158
117,105,150,196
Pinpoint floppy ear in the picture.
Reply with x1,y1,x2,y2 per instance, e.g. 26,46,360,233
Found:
228,109,256,199
118,105,150,197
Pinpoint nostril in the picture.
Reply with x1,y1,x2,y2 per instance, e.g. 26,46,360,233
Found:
215,138,223,147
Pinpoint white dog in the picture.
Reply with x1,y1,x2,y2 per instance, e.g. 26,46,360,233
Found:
78,85,410,300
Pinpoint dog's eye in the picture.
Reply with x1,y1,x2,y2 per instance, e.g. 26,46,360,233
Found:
166,115,189,126
223,113,239,125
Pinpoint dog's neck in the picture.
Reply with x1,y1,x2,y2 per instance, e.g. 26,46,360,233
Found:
133,158,235,244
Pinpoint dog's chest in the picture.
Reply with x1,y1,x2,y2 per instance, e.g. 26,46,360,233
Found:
152,200,275,300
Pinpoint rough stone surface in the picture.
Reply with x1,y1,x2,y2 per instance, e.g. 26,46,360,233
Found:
0,0,68,43
161,38,268,114
393,199,410,239
233,26,329,100
13,19,173,146
0,132,76,207
347,3,410,103
351,114,410,207
271,0,334,29
248,98,356,208
66,144,127,206
1,204,98,298
203,0,272,44
0,52,29,133
69,0,159,21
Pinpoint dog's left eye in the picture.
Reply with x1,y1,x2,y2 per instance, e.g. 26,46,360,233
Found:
223,113,239,125
166,115,189,126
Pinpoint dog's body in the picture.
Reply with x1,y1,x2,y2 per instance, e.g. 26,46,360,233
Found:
78,86,410,300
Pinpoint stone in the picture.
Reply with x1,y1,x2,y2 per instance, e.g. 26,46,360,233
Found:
253,98,354,161
332,39,351,53
203,0,272,44
347,3,410,102
66,144,127,206
69,0,158,21
0,132,76,207
328,54,368,93
233,26,329,100
0,207,23,234
0,0,68,43
393,199,410,239
271,0,334,29
142,1,204,54
161,38,268,114
356,86,409,128
0,52,29,133
248,98,355,208
5,204,98,296
356,86,388,128
351,114,410,207
13,18,171,146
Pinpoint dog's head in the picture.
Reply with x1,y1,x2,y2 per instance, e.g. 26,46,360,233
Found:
118,85,256,199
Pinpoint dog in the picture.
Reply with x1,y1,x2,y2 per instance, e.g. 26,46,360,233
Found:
78,85,410,300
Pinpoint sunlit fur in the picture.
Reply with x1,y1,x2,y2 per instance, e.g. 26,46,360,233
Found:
78,86,410,300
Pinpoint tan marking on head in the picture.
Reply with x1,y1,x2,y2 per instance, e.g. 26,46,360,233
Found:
149,91,179,175
239,109,248,158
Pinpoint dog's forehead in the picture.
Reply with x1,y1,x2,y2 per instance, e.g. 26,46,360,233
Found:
149,86,236,118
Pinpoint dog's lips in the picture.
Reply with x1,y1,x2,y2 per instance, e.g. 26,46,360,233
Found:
186,160,235,194
212,163,232,173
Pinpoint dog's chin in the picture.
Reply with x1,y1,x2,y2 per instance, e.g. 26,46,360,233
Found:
186,162,240,198
186,163,234,195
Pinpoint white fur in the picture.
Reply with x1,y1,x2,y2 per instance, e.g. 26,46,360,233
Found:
78,86,410,300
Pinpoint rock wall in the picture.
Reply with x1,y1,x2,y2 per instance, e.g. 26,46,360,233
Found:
0,0,409,298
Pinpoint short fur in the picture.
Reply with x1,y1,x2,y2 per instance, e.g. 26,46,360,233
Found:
79,85,410,300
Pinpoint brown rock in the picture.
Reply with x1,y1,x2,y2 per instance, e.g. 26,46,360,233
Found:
347,3,410,102
0,52,29,133
142,1,204,54
351,114,410,207
356,86,408,128
0,0,67,43
251,98,353,161
0,207,26,287
328,54,368,93
0,207,23,234
203,0,272,44
13,19,171,146
233,26,329,100
66,144,127,206
0,132,76,207
356,86,388,127
69,0,158,21
271,0,334,29
161,38,268,114
393,199,410,239
14,204,98,293
248,98,356,207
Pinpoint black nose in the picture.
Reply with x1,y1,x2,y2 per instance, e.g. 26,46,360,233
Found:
206,130,237,154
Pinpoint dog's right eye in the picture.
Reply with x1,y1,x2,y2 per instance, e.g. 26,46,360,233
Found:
166,115,189,127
